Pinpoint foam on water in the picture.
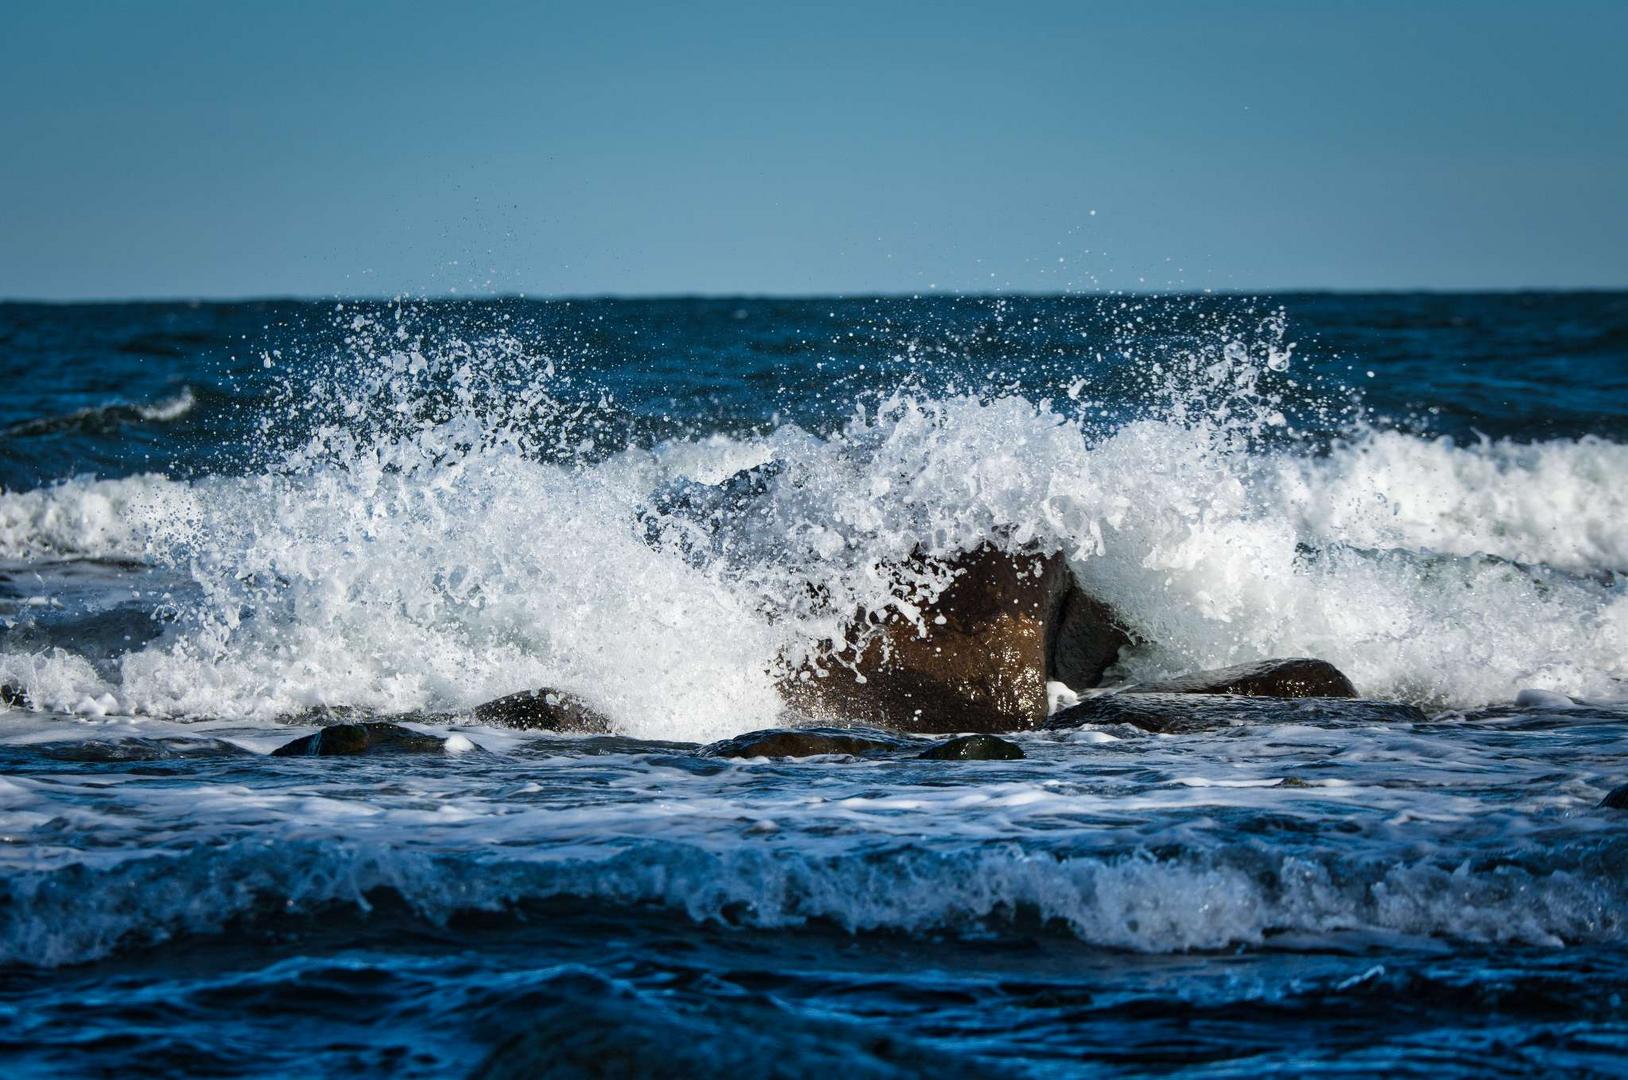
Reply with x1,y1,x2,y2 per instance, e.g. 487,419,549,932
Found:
0,307,1624,732
1,700,1625,969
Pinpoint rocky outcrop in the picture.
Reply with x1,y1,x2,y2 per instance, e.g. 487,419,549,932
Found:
472,688,613,734
780,545,1129,734
698,726,906,759
918,733,1025,760
270,722,460,757
0,684,29,709
1046,692,1426,734
1601,785,1628,810
1123,657,1357,699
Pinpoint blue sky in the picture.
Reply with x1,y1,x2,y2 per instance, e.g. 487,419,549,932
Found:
3,0,1624,298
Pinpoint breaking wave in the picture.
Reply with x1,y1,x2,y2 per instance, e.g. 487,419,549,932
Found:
3,835,1623,969
0,308,1624,733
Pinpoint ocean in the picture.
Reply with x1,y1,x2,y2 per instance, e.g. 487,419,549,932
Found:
1,292,1625,1076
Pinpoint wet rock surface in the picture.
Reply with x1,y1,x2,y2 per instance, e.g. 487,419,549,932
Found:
918,733,1025,760
1123,657,1358,699
1047,584,1133,693
781,545,1127,734
0,683,29,708
471,688,614,734
1601,785,1628,809
698,726,907,759
270,722,458,757
1046,692,1427,734
38,736,253,762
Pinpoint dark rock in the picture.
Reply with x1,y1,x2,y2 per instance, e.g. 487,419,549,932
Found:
40,736,253,762
270,722,455,757
0,683,29,709
1124,657,1357,699
918,733,1025,760
472,687,614,734
1601,785,1628,809
1046,692,1426,734
1048,584,1133,692
781,545,1128,734
698,726,906,759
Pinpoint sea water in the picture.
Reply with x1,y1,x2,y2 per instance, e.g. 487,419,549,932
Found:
0,293,1624,1076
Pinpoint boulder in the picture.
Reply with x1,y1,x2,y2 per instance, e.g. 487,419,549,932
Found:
0,683,29,709
472,688,614,734
1123,657,1357,699
1046,692,1426,734
270,722,456,757
780,545,1129,734
918,733,1025,760
698,726,906,759
1601,785,1628,810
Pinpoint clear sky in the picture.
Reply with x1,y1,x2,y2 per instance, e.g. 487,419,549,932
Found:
3,0,1624,299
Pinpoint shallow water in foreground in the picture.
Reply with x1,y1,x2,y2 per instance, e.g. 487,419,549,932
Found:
0,294,1625,1075
3,700,1628,1076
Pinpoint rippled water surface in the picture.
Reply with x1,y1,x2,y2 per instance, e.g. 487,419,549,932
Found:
1,294,1625,1076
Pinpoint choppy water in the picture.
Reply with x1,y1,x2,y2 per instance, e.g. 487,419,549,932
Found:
1,293,1625,1076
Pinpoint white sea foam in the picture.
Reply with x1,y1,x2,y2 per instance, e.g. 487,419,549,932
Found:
0,317,1623,728
0,473,205,560
136,386,197,422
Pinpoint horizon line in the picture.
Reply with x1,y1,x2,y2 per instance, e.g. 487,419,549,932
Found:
4,284,1627,306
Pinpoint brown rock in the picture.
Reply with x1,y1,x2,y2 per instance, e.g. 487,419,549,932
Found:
781,547,1051,732
1124,657,1357,699
780,545,1132,733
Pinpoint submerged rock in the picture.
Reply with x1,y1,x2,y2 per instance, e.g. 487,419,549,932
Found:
918,733,1025,760
698,726,906,759
1124,657,1357,699
1601,785,1628,810
1046,692,1426,734
40,736,253,762
270,722,458,757
472,687,614,734
781,545,1129,734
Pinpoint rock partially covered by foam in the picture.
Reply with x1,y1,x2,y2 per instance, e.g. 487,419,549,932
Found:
1046,693,1425,734
472,688,613,734
698,726,906,759
1124,657,1357,699
1601,785,1628,810
270,722,457,757
781,545,1129,733
0,683,29,709
918,733,1025,760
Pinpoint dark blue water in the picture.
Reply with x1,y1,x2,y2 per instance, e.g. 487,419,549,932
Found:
1,293,1626,1077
